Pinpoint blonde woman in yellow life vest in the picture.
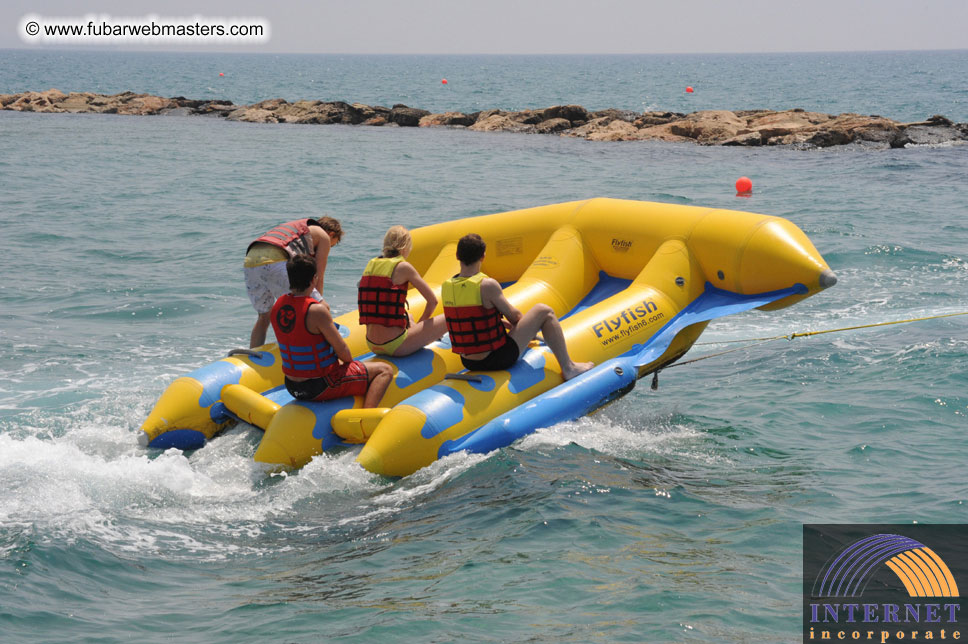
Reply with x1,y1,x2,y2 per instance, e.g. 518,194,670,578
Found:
357,226,448,356
441,233,595,380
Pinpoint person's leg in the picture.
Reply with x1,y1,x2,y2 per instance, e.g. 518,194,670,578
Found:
509,304,594,380
393,314,448,356
245,265,272,348
507,303,553,349
314,361,391,406
245,261,291,348
362,361,393,408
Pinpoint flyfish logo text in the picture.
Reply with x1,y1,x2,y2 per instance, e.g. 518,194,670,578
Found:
592,300,661,340
611,238,633,252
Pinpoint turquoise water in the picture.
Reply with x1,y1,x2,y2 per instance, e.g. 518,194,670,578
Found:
1,51,967,643
3,49,967,120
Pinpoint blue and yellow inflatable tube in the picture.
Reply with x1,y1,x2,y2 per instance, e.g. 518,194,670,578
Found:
139,198,835,476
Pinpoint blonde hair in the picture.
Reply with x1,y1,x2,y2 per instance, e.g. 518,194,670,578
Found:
382,225,411,258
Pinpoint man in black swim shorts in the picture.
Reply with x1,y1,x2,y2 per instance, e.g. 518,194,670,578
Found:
440,234,594,381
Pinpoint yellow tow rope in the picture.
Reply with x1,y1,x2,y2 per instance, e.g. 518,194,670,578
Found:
697,310,968,345
650,310,968,387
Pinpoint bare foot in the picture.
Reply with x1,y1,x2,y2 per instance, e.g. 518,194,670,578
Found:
562,361,595,381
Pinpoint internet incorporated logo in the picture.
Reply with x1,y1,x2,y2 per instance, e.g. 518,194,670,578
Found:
815,534,959,599
803,525,966,643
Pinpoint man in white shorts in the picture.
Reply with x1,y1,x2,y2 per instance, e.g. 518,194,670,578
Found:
244,217,342,348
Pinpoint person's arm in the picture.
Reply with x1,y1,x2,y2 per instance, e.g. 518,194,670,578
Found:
395,262,437,323
310,227,333,296
307,302,353,363
480,278,521,327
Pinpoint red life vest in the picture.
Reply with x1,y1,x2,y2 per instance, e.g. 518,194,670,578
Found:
270,293,338,379
441,272,509,355
248,219,318,257
358,255,409,328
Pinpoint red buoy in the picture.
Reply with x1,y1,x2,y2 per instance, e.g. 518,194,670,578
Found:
735,176,753,196
441,79,448,85
219,72,225,76
686,86,694,93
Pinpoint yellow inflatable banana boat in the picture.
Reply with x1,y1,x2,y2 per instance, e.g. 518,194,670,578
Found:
139,198,836,476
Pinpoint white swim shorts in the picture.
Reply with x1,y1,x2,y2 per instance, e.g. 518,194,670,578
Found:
244,261,323,314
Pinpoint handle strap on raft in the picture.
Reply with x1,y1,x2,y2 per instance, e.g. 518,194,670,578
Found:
227,348,266,359
445,373,483,383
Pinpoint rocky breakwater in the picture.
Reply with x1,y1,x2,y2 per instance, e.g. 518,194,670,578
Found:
3,89,966,149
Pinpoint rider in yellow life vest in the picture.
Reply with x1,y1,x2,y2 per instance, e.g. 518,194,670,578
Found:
441,272,511,356
357,226,447,356
359,255,409,328
441,233,594,379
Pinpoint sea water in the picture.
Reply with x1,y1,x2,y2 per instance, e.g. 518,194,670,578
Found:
1,50,967,643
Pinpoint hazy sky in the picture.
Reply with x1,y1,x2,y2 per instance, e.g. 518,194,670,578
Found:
4,0,967,54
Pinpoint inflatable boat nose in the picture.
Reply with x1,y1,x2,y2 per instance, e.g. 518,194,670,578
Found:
356,405,435,477
253,436,298,469
819,269,838,289
139,376,217,449
355,447,385,477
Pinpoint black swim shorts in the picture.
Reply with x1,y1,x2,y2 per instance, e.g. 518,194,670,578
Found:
459,338,522,372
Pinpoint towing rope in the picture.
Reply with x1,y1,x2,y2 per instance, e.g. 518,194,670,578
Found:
649,310,968,388
695,310,968,345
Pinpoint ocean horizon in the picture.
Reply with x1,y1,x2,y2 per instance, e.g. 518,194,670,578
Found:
3,48,967,121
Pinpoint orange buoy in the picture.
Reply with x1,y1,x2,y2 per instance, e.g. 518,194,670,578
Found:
441,79,448,85
685,86,694,93
735,176,753,196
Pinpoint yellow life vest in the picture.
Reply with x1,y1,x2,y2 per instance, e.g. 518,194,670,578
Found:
358,255,409,328
441,272,509,355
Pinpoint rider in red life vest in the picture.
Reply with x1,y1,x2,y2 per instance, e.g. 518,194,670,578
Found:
245,217,343,349
441,233,595,380
270,255,392,407
358,226,447,356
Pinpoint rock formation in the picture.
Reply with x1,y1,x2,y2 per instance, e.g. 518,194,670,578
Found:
3,90,966,149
